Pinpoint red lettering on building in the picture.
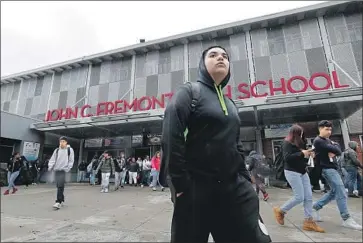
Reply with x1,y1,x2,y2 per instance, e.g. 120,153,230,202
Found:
44,71,350,121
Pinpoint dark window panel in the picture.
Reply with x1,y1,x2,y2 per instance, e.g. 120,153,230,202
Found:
52,73,62,93
352,41,362,72
171,70,184,92
24,98,33,116
305,47,328,75
283,24,303,53
3,101,10,112
98,83,109,103
189,68,198,83
267,26,286,55
136,55,147,78
76,87,86,103
90,64,101,87
232,60,250,85
11,82,20,101
254,56,272,95
158,49,171,74
34,76,45,96
58,91,68,109
146,75,158,97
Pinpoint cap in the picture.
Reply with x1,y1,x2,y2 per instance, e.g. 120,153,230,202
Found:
59,136,68,142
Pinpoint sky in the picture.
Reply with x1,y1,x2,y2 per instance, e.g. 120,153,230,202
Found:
1,1,325,77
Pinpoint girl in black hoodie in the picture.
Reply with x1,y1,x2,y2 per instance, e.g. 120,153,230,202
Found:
273,125,324,233
161,46,271,243
4,152,23,195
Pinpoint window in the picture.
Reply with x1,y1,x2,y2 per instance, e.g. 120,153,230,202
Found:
272,139,284,160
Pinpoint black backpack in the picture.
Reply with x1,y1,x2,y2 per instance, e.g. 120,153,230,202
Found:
273,151,286,181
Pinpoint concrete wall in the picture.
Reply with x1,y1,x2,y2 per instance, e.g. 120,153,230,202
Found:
1,111,44,144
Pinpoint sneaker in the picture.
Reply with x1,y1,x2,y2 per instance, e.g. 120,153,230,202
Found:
303,218,325,233
263,193,269,201
141,185,144,188
152,187,156,191
312,209,323,222
353,190,359,197
273,207,285,225
104,188,109,193
342,217,362,231
53,202,61,209
100,188,105,193
32,183,37,185
161,187,165,192
348,194,360,198
12,188,18,194
345,188,349,194
3,190,9,195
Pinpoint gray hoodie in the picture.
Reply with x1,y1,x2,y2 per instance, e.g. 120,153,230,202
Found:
344,141,362,169
48,145,75,172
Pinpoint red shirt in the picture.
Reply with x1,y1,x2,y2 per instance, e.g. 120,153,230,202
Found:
151,156,160,171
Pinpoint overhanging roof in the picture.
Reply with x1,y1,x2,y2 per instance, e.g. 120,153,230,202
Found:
2,1,361,84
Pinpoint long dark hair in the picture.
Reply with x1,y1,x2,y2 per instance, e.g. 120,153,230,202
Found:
285,125,305,148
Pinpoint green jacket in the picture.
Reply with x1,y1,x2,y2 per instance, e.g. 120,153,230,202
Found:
344,141,362,169
96,157,115,174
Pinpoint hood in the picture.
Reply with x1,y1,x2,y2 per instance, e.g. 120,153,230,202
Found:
197,46,231,116
197,46,231,89
249,150,257,156
348,141,358,150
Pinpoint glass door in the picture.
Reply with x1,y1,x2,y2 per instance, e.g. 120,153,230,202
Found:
272,139,284,160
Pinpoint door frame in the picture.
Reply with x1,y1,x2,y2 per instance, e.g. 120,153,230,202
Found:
271,139,284,160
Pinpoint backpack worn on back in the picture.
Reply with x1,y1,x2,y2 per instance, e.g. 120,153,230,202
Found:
273,151,286,181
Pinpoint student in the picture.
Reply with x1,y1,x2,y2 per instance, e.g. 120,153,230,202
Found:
343,141,363,198
4,152,23,195
151,151,164,191
48,136,75,209
161,46,271,243
312,120,362,230
95,151,115,193
273,125,324,233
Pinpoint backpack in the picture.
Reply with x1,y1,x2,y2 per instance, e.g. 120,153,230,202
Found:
55,147,71,162
273,151,286,181
254,157,272,177
183,82,201,139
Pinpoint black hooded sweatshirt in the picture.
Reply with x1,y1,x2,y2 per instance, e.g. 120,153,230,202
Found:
161,46,251,194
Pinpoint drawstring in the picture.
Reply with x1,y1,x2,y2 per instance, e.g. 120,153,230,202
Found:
214,84,228,116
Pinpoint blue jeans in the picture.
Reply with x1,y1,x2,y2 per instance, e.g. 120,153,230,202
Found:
313,168,350,220
7,171,20,190
345,167,358,194
90,170,96,185
151,169,162,188
77,170,86,182
281,170,313,218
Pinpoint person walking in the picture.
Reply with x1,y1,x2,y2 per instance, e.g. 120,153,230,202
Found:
151,151,164,191
119,152,127,188
128,157,139,186
273,125,325,233
77,160,87,183
246,150,270,201
312,120,362,230
4,152,23,195
343,141,363,198
161,46,271,243
113,156,123,191
141,156,152,188
95,151,115,193
48,136,75,209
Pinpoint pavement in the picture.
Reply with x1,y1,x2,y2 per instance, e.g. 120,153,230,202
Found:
1,184,362,242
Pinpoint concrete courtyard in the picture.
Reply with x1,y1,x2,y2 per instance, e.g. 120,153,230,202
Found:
1,184,362,242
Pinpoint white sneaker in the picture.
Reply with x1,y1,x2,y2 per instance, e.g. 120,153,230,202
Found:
312,209,323,222
345,188,349,194
152,187,156,191
104,188,109,193
141,185,144,188
53,202,61,209
353,190,359,197
342,217,362,230
100,188,105,193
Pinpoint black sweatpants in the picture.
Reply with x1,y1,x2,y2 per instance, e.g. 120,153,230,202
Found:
171,174,271,243
55,171,66,203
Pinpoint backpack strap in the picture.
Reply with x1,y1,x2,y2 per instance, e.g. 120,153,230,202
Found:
184,82,201,140
186,82,201,113
55,148,59,162
67,147,71,160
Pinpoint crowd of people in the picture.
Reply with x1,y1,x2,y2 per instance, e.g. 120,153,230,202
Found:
76,150,165,193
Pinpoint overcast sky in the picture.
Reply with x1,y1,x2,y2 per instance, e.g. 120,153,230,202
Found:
1,1,324,77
